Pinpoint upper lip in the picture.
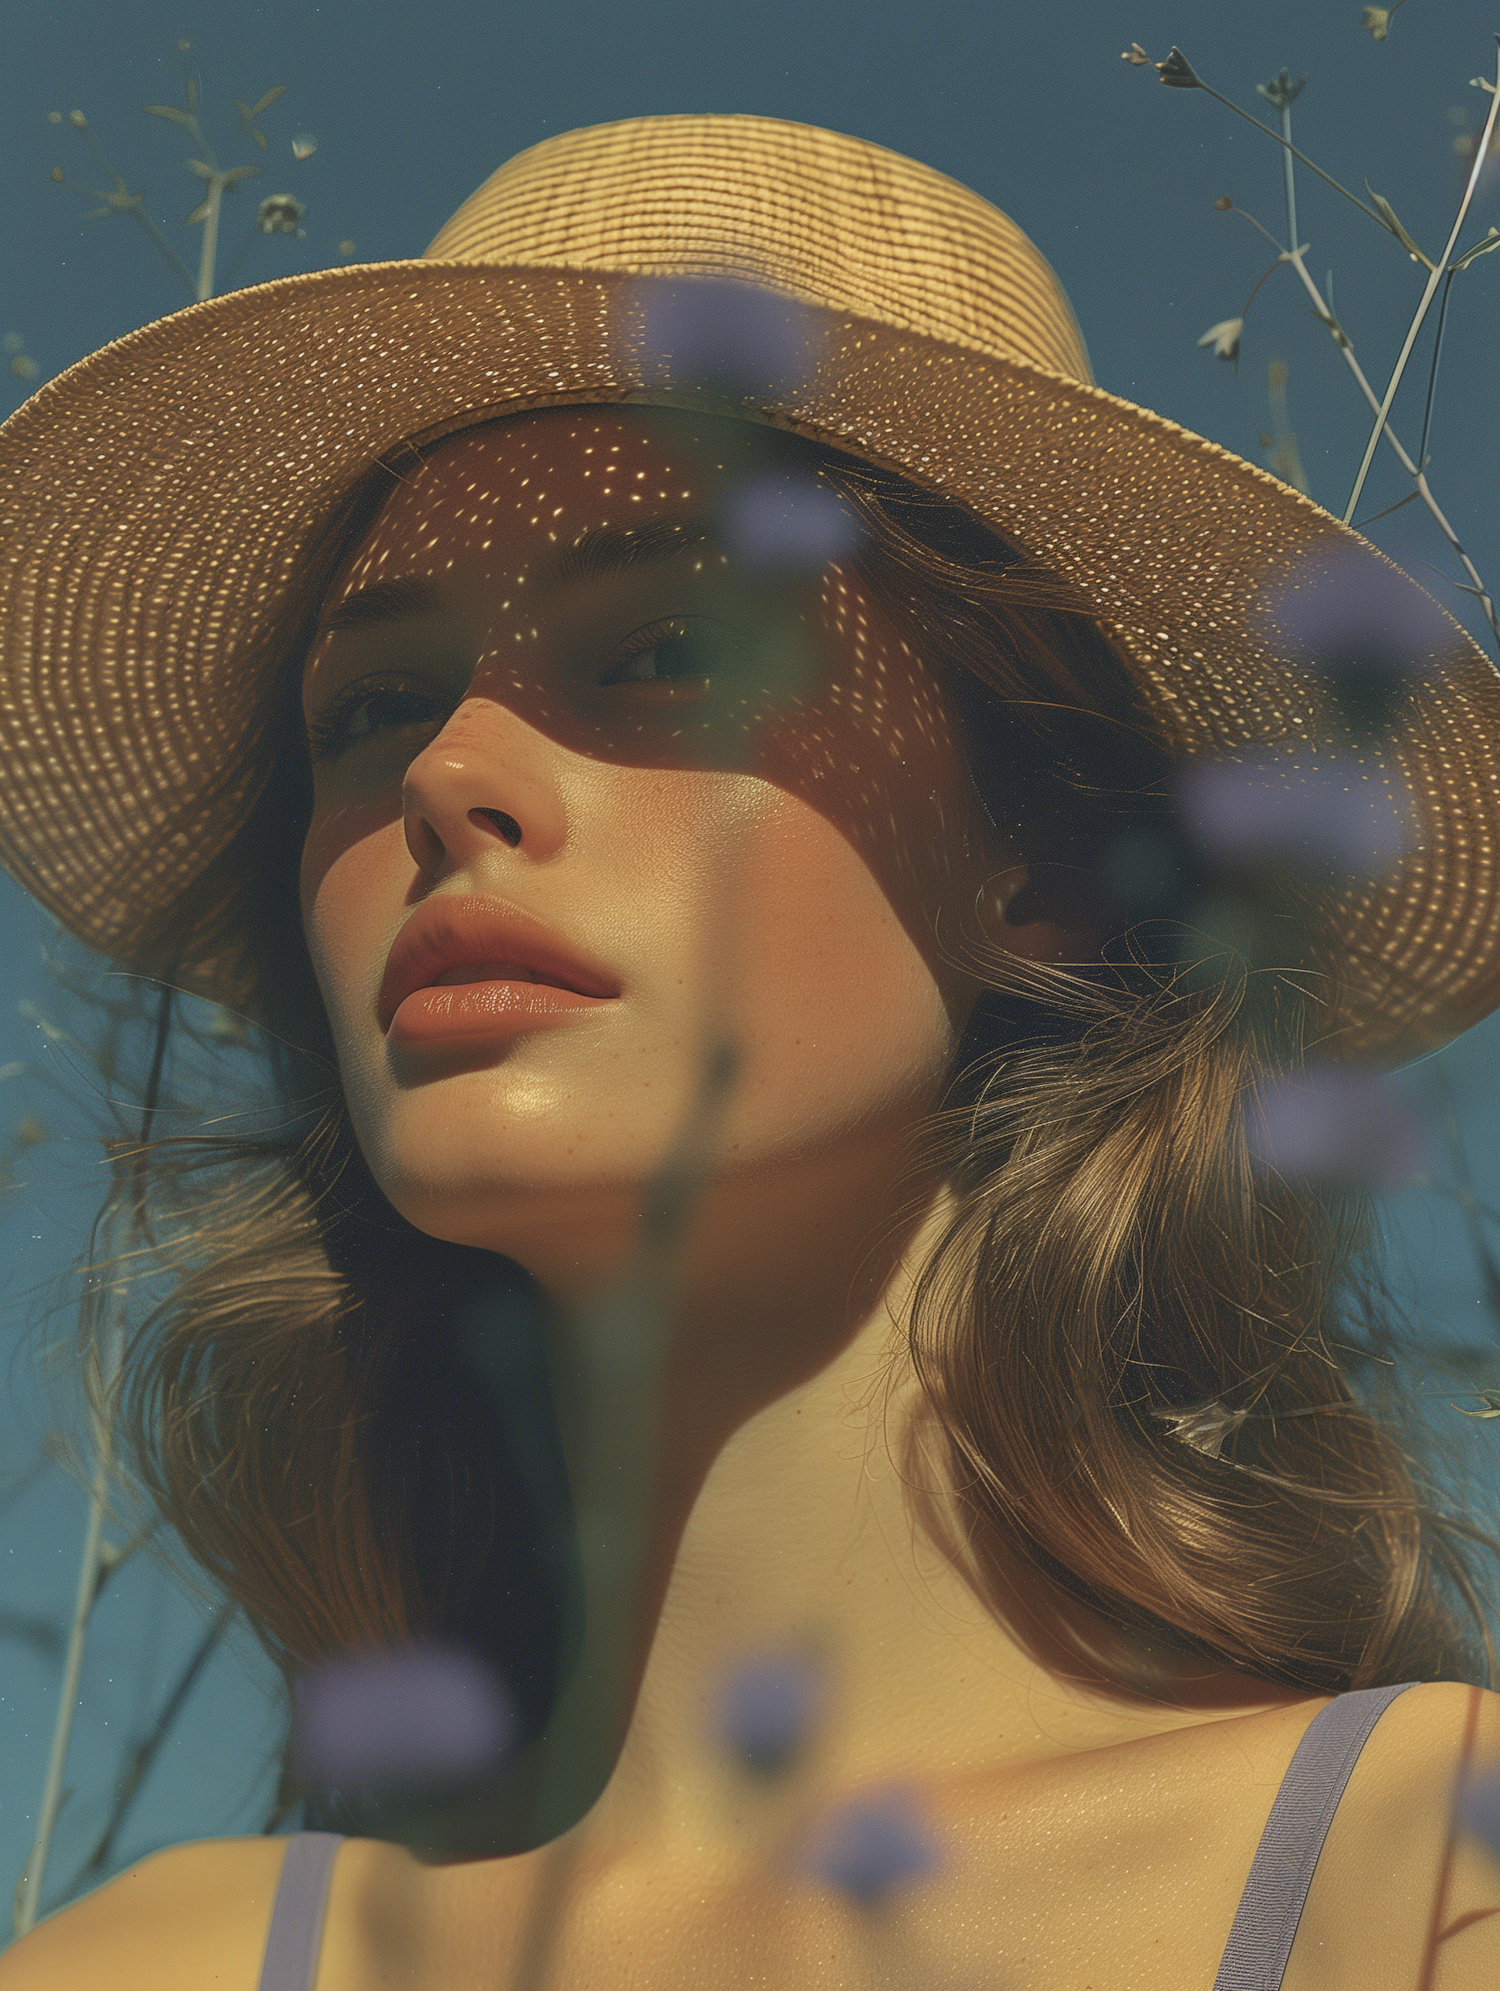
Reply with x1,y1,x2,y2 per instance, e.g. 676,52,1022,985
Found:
378,893,621,1032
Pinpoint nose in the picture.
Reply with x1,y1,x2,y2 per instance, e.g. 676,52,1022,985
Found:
401,698,569,881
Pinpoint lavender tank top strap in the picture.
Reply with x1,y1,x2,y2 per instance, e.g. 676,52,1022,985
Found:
256,1832,346,1991
1211,1681,1419,1991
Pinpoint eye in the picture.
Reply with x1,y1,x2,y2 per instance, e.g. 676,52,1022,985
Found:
600,617,736,691
306,680,450,762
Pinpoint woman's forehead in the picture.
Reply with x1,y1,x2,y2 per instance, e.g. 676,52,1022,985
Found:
343,406,742,584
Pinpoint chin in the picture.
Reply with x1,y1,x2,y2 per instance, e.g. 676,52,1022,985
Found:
365,1103,665,1282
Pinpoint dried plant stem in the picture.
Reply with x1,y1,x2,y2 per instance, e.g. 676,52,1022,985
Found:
61,1608,231,1893
196,180,222,303
11,988,172,1936
135,213,198,305
70,117,196,302
1342,39,1500,530
1275,98,1298,273
13,1315,124,1938
1280,244,1498,646
1181,65,1387,233
1225,220,1497,641
500,763,758,1988
1245,72,1499,646
506,1829,587,1991
1193,43,1499,645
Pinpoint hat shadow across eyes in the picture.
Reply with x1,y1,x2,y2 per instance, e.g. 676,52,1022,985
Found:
400,578,999,998
305,416,1031,1014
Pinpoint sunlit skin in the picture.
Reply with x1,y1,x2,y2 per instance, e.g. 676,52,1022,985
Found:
8,410,1500,1991
300,406,1089,1785
300,411,1049,1286
280,407,1500,1984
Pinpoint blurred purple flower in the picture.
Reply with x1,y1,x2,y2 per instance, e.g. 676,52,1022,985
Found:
791,1784,945,1909
292,1643,517,1789
1246,1066,1426,1188
712,1644,828,1776
1176,751,1411,875
1459,1769,1500,1863
1261,545,1453,725
720,473,861,572
632,274,822,400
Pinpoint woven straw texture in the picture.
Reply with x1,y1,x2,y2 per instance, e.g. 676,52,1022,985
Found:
0,113,1496,1058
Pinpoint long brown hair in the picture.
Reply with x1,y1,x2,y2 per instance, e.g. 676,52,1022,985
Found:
65,411,1495,1824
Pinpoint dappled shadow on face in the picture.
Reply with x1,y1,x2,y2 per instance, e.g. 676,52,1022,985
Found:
299,405,1004,1017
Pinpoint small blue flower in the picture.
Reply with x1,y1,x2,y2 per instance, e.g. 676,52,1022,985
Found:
1246,1065,1425,1189
792,1784,945,1908
1459,1768,1500,1862
1260,543,1456,734
292,1642,517,1790
719,472,860,573
712,1645,828,1776
1176,751,1412,878
631,274,822,400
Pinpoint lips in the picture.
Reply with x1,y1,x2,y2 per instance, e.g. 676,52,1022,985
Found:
378,894,621,1035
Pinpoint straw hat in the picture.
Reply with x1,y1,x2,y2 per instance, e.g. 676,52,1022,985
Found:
0,112,1496,1061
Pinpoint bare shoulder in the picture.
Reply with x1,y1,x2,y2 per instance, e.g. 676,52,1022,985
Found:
1288,1681,1500,1991
0,1836,289,1991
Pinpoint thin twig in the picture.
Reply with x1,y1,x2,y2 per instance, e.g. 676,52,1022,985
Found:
70,117,196,301
1352,489,1420,532
502,1042,742,1991
1420,1179,1500,1236
196,178,222,304
1212,191,1497,647
1239,251,1288,325
60,1609,232,1896
1203,39,1500,652
1276,96,1298,275
1416,267,1458,478
0,1608,64,1665
507,1829,587,1991
1170,56,1389,233
1343,37,1500,527
13,988,174,1937
1281,238,1498,646
13,1313,124,1937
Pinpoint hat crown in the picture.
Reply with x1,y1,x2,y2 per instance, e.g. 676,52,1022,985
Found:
423,113,1093,386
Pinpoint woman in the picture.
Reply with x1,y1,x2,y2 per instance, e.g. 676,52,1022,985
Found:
2,114,1500,1990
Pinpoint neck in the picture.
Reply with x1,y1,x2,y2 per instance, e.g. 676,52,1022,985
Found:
406,1141,1299,1868
539,1169,1292,1871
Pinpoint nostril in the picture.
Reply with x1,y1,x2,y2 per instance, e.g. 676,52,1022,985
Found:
472,808,522,848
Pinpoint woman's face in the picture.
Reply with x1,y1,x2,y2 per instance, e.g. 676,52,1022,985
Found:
299,408,1010,1290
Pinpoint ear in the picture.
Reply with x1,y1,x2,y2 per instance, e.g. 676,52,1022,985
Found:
986,863,1106,963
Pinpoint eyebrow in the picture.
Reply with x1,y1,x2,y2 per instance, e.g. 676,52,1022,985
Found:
317,521,719,636
319,575,442,633
536,519,717,590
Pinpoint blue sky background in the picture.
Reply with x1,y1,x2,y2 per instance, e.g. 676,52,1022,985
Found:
2,0,1500,1930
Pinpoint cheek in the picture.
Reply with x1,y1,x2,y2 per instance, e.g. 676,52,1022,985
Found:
299,800,406,1032
718,800,958,1138
749,603,988,984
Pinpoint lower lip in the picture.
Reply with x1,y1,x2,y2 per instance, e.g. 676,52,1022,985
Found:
387,981,618,1045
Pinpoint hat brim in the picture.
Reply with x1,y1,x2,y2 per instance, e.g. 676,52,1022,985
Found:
1,257,1497,1061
